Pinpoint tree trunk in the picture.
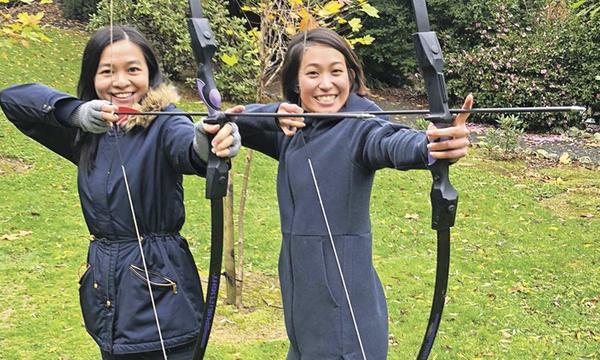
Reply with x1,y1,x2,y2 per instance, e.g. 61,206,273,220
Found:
223,177,236,304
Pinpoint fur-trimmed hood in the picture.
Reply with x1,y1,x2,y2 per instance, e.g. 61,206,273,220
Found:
122,83,180,131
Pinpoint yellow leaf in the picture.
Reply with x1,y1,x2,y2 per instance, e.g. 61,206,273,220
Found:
220,53,238,66
319,1,344,17
350,35,375,45
0,0,9,4
559,152,571,164
40,0,53,4
288,0,303,6
361,3,380,18
348,17,362,32
404,213,419,220
1,230,32,241
299,9,319,32
17,11,44,26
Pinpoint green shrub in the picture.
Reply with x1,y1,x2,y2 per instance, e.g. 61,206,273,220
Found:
61,0,100,21
359,0,599,131
445,1,598,130
89,0,260,103
480,115,525,159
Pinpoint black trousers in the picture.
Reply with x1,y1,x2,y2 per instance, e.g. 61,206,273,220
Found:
100,341,196,360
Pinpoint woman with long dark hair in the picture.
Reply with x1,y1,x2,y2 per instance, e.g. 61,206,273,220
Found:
231,27,471,359
0,25,239,359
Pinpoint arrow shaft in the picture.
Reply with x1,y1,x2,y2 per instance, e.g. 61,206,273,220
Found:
115,106,585,118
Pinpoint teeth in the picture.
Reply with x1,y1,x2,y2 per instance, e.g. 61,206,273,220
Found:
113,93,133,99
316,95,336,101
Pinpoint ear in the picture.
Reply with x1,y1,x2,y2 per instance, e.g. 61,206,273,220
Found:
294,83,300,94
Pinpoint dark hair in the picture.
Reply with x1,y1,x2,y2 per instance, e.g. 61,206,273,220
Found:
77,25,163,101
76,25,163,172
280,27,368,105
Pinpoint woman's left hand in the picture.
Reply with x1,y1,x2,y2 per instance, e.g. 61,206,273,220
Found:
201,121,241,158
426,94,473,161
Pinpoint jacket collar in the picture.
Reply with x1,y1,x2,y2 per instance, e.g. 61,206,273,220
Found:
122,83,180,131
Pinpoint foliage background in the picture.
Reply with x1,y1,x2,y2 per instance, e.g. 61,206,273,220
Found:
357,0,599,130
0,1,599,358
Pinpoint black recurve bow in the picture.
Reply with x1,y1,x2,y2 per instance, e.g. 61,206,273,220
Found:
411,0,455,358
188,1,229,358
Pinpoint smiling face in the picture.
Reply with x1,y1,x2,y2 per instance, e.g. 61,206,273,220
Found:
297,44,351,113
94,39,149,107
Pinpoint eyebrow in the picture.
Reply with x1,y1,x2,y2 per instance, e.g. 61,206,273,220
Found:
97,60,144,68
303,61,345,68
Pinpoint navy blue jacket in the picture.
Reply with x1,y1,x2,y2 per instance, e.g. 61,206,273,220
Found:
0,84,206,354
236,93,430,359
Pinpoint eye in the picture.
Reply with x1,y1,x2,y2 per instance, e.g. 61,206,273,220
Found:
129,66,142,73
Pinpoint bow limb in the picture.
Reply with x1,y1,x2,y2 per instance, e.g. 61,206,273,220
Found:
188,1,229,359
410,1,456,359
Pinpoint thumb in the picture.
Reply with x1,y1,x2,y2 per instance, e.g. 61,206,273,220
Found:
453,93,473,126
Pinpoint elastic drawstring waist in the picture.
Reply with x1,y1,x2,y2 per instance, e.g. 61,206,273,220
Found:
91,233,180,244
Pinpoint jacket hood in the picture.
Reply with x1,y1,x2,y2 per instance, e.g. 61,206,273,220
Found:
123,83,180,131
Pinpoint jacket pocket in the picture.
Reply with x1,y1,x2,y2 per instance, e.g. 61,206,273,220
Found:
289,235,343,356
129,264,178,294
78,262,104,338
114,261,198,344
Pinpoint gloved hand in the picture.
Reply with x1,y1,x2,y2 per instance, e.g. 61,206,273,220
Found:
193,120,241,163
69,100,116,133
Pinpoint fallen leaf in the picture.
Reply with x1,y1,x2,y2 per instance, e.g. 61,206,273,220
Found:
404,213,419,220
1,230,32,241
559,152,571,164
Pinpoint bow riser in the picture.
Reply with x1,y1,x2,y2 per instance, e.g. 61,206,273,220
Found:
188,1,228,359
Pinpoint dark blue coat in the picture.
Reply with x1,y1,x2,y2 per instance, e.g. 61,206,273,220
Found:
236,93,430,359
0,84,206,354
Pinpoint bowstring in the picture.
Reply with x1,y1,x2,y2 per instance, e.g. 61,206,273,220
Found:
108,1,168,358
299,1,367,359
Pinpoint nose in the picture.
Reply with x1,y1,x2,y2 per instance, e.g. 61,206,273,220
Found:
319,74,334,90
112,71,130,88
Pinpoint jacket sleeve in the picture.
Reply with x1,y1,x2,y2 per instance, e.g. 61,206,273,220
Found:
0,83,83,164
159,112,207,176
234,102,283,159
358,120,430,171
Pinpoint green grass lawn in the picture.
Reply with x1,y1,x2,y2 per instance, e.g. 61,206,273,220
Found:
0,29,598,360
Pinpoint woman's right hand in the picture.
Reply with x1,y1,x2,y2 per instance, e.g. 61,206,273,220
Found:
277,103,305,136
70,100,118,133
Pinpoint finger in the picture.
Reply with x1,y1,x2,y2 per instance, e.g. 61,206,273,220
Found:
282,126,297,137
202,123,220,135
225,105,245,114
453,93,474,126
101,110,119,123
429,147,469,160
213,135,233,153
427,124,470,140
279,118,305,128
211,124,236,147
427,137,470,152
279,102,304,114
